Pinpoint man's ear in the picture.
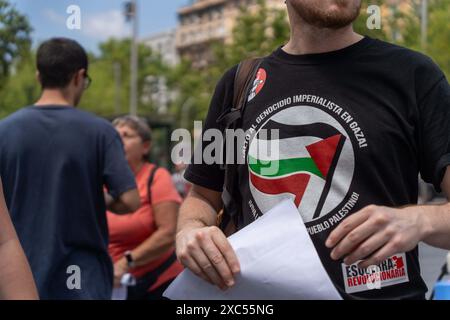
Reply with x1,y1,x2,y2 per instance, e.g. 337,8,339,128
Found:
36,71,41,84
73,69,86,87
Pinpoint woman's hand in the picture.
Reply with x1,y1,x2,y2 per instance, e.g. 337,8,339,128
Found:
113,258,129,288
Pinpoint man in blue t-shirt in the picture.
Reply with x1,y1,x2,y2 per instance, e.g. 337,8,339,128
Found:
0,38,140,299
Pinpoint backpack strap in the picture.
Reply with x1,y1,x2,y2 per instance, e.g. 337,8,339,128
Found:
216,57,264,233
216,58,264,129
147,165,159,205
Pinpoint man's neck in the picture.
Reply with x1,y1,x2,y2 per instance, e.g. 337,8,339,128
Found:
34,89,75,107
283,24,363,55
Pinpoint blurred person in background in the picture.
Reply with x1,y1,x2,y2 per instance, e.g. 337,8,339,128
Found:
0,38,140,299
108,115,183,300
0,178,38,300
172,161,191,199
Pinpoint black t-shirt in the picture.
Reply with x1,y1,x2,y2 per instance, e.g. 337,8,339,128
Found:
185,37,450,299
0,106,136,299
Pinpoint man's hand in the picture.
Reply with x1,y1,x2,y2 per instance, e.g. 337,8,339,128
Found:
176,226,241,291
325,205,431,269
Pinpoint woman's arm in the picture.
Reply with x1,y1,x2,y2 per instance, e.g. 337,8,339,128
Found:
0,179,39,300
114,201,180,284
127,201,180,267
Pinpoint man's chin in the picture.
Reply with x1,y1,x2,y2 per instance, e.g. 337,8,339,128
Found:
315,16,357,29
290,0,361,29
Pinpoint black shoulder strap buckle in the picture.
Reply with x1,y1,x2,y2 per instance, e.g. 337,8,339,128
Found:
216,107,242,128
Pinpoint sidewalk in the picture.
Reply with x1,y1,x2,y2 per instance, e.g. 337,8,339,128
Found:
420,196,449,299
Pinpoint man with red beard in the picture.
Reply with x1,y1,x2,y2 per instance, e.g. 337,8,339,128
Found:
175,0,450,299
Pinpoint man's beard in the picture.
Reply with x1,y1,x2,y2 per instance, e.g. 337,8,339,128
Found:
290,0,362,29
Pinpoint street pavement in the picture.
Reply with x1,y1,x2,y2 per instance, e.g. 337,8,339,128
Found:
419,196,449,299
419,242,448,299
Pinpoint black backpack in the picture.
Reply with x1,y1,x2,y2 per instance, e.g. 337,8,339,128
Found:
216,57,264,234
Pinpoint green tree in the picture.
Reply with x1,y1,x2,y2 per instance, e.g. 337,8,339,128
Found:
0,38,169,119
426,0,450,77
166,58,213,129
0,52,39,118
168,0,290,126
354,0,389,40
211,0,290,72
355,0,450,77
80,38,168,117
0,0,32,87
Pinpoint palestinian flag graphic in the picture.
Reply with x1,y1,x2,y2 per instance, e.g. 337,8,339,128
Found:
248,120,347,220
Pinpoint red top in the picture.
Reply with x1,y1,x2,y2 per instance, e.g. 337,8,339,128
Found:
108,163,183,291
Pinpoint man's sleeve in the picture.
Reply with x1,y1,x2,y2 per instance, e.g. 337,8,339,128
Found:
417,66,450,192
103,130,137,199
184,65,238,192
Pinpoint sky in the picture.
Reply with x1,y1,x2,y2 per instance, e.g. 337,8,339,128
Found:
9,0,191,54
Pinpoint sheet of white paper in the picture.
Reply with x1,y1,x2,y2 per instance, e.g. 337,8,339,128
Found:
164,199,342,300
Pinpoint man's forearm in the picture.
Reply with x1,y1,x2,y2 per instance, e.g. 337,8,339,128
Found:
176,193,218,235
0,239,38,300
420,202,450,250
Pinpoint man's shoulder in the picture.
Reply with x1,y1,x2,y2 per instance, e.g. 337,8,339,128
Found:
71,107,108,123
218,64,239,88
0,107,32,129
70,108,117,134
0,107,117,139
368,38,442,75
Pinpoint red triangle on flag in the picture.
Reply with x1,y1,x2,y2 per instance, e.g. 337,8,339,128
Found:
306,134,343,178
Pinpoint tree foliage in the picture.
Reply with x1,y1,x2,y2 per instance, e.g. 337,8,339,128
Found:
0,0,32,87
0,0,449,122
168,0,291,126
81,39,167,116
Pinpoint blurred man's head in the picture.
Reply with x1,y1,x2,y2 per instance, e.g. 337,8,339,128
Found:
287,0,362,29
36,38,90,106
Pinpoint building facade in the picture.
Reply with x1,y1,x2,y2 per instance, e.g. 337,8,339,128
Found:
142,29,179,66
176,0,285,68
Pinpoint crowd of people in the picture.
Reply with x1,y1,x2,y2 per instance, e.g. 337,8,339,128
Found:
1,0,450,301
0,38,188,300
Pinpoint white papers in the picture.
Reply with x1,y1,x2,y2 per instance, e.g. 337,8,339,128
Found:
164,199,342,300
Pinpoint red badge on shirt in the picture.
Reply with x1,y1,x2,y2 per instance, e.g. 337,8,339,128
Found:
248,68,267,102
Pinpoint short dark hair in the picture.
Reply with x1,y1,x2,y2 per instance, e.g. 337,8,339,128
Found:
36,38,88,89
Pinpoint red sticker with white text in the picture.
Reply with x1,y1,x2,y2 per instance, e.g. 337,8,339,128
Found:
342,253,409,294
